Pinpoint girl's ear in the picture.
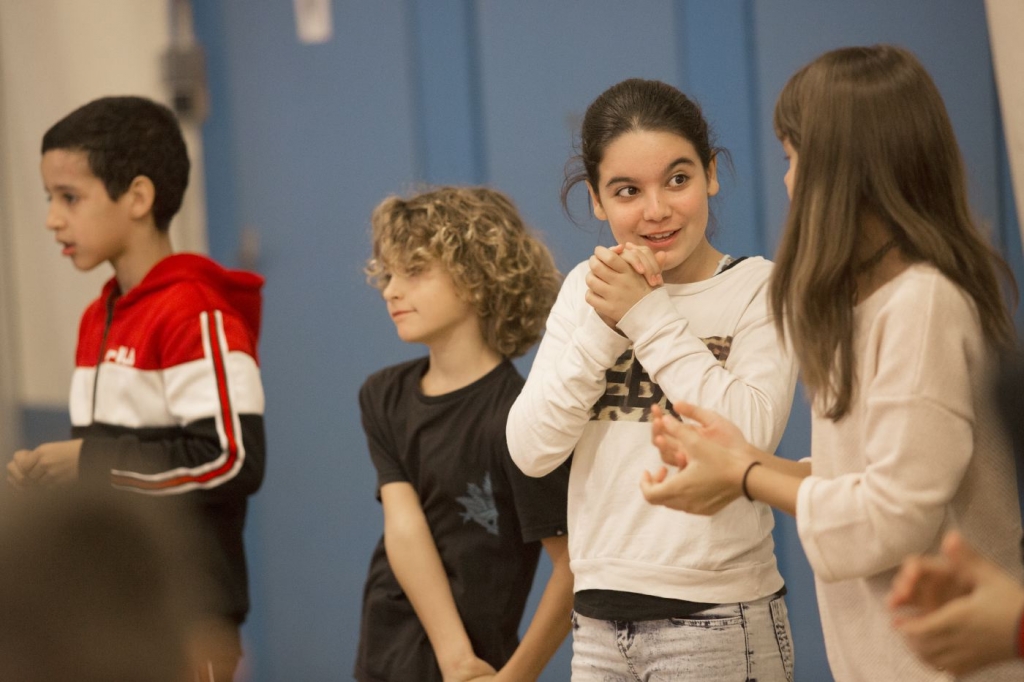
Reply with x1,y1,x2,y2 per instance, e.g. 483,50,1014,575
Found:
706,155,720,198
125,175,156,221
586,181,608,220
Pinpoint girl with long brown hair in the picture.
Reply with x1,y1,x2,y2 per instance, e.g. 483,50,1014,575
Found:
640,45,1024,681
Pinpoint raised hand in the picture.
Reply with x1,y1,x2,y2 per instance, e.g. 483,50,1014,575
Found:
888,536,972,615
641,419,753,516
672,401,749,450
888,530,1024,676
651,402,751,468
585,244,659,328
650,404,688,468
616,242,665,288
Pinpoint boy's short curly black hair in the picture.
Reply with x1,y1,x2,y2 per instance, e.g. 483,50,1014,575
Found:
367,186,562,359
41,96,189,232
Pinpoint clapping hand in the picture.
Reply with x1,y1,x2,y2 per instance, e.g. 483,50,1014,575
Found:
641,402,756,516
888,530,1024,676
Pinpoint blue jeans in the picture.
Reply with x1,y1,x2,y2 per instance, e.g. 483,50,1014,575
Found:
570,594,794,681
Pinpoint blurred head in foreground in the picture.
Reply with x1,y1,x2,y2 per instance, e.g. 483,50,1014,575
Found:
0,489,205,682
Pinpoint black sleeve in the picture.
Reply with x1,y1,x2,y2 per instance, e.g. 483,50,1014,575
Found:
75,414,265,502
359,376,409,496
502,446,570,543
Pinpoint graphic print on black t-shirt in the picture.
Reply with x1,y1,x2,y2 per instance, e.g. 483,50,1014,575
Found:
590,336,733,423
456,472,499,535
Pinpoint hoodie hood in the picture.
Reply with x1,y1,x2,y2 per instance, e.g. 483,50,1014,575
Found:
102,253,264,340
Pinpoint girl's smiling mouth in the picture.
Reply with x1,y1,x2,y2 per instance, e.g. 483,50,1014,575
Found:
642,229,680,245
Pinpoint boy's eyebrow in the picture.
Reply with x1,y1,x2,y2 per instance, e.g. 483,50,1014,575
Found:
44,183,79,193
604,156,697,188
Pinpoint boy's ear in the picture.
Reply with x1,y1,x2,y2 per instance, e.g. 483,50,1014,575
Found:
124,175,156,221
586,181,607,221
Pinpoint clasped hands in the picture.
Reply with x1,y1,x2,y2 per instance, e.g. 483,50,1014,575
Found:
445,655,524,682
585,243,665,329
6,439,82,489
583,243,759,514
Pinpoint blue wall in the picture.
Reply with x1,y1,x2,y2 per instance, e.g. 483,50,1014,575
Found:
191,2,1021,680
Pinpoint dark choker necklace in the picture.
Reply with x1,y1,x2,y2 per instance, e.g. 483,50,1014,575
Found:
854,238,898,275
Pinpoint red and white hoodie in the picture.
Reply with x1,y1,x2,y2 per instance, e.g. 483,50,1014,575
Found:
71,253,266,623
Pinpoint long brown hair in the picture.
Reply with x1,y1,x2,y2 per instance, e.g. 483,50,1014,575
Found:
770,45,1016,420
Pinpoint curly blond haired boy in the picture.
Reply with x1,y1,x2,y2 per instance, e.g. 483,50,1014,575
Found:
355,186,571,681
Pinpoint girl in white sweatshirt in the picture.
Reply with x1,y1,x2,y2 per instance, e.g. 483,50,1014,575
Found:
506,78,798,681
642,45,1024,682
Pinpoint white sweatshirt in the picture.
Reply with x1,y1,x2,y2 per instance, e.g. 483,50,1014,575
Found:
508,257,797,603
796,264,1024,681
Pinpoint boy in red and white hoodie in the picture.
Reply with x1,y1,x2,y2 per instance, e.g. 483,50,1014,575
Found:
7,96,265,682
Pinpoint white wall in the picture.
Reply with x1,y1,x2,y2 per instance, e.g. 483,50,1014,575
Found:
0,0,207,412
987,0,1024,240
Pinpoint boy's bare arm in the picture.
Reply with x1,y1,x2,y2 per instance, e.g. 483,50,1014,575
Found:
380,481,497,681
487,534,574,682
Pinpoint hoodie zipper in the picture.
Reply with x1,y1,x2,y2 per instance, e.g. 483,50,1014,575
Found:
91,292,117,423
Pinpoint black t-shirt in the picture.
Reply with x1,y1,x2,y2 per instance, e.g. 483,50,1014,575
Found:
354,358,570,682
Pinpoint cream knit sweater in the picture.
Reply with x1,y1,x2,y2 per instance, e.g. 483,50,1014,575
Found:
509,257,797,604
797,263,1024,681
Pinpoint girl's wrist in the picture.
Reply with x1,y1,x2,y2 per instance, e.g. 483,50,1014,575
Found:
744,441,766,464
728,450,759,498
740,460,762,501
